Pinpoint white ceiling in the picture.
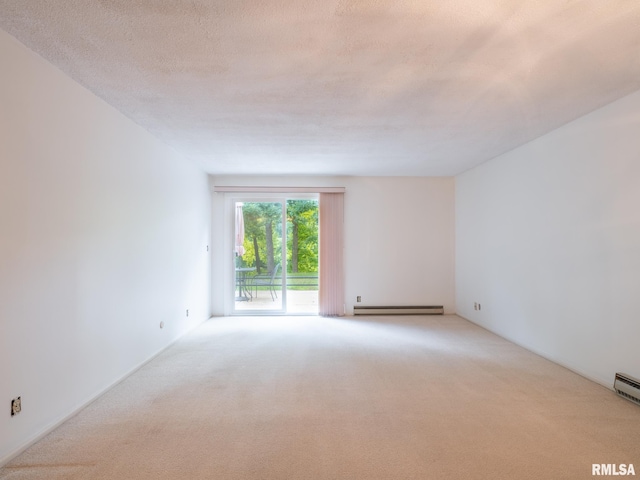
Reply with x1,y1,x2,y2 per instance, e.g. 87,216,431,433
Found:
2,1,640,176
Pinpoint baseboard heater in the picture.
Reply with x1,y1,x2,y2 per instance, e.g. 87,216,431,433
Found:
353,305,444,315
614,373,640,406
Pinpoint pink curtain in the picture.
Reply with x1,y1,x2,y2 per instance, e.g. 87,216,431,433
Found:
319,192,345,316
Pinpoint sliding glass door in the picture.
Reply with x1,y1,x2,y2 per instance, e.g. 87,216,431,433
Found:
233,200,286,314
231,195,319,315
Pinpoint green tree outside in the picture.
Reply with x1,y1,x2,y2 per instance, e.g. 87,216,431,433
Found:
239,200,318,276
287,199,318,273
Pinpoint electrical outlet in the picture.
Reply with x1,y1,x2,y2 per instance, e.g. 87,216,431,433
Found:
478,303,482,311
11,397,21,416
357,296,361,303
186,309,189,317
474,302,478,310
159,321,164,329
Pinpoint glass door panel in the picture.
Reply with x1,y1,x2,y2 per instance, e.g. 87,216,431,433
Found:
233,200,285,314
285,199,319,314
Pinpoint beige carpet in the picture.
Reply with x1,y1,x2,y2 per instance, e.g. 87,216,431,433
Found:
2,315,639,479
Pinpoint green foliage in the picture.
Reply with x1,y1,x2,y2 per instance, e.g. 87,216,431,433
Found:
287,200,318,273
240,202,283,272
238,200,318,275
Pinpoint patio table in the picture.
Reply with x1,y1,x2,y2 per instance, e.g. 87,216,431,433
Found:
235,267,256,301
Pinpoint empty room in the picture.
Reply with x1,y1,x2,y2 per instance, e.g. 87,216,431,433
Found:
1,2,640,479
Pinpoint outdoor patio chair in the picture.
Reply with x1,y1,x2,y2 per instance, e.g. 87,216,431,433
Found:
251,263,280,301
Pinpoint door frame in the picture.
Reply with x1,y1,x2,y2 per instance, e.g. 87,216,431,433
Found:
224,192,318,316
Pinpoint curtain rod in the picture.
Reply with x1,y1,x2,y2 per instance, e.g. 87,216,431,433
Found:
212,186,345,193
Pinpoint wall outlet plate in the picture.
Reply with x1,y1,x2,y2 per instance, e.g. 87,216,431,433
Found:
11,397,21,416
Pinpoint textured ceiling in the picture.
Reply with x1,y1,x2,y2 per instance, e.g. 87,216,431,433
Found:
1,1,640,176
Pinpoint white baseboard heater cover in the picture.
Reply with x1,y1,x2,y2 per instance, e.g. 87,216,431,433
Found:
353,305,444,315
614,373,640,406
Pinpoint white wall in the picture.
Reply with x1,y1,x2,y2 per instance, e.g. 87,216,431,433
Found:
210,175,455,315
456,89,640,387
0,29,211,463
